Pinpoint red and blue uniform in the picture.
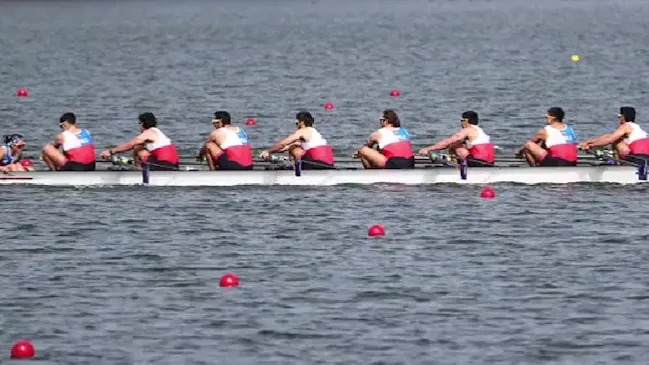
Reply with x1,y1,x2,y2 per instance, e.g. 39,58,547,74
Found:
376,127,414,169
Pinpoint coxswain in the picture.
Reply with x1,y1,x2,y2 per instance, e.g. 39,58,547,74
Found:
259,111,335,169
0,134,33,173
100,112,179,170
354,109,414,169
42,112,96,171
418,111,495,166
578,106,649,165
196,111,253,170
516,107,577,167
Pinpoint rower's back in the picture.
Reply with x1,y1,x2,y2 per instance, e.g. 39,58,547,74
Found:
544,122,577,162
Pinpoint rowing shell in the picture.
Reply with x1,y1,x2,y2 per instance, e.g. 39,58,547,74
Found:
0,164,647,186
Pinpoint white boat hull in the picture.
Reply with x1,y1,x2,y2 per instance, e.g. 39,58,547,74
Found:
0,166,646,186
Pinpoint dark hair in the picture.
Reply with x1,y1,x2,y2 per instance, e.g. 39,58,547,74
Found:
4,134,23,145
462,111,479,125
138,112,157,129
382,109,400,127
547,107,565,122
213,111,231,125
296,111,314,127
620,106,635,122
60,112,76,125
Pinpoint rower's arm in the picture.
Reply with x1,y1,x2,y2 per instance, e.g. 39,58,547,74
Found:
0,148,5,161
197,130,221,157
529,129,546,144
585,125,628,147
110,130,152,154
364,131,379,148
423,129,469,152
516,129,546,154
53,133,65,149
267,130,304,154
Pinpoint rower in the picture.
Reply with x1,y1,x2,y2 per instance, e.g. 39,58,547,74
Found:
259,111,335,169
0,134,33,173
196,111,253,170
516,107,577,167
578,106,649,165
418,111,495,167
42,112,96,171
99,112,179,171
354,109,414,169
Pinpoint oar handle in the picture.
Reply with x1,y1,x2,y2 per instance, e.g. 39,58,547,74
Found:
582,148,637,167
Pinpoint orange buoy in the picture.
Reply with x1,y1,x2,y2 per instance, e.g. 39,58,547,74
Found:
245,118,255,126
11,340,35,359
480,187,495,198
16,88,28,97
324,102,334,110
368,224,385,237
219,273,239,287
389,89,400,97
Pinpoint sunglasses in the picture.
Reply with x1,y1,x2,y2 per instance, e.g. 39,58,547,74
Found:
212,119,223,125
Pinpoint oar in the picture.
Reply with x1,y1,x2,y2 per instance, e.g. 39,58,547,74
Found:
581,148,639,167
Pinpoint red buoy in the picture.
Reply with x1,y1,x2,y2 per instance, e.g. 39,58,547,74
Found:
389,89,400,97
11,340,35,359
245,118,255,126
324,102,334,110
368,224,385,237
219,273,239,287
16,88,28,97
20,159,33,167
480,187,495,198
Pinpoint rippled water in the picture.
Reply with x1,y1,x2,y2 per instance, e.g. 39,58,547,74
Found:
2,0,649,363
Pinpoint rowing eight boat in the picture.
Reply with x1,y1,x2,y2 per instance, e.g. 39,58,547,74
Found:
0,164,646,186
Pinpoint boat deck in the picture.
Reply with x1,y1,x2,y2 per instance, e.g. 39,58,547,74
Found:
0,164,646,186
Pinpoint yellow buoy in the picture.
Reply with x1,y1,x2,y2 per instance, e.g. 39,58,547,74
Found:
571,54,580,62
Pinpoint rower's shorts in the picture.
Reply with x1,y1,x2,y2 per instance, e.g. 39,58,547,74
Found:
299,154,335,170
466,155,494,167
216,154,253,170
145,155,178,171
539,156,576,167
60,161,95,171
384,156,415,169
621,153,649,165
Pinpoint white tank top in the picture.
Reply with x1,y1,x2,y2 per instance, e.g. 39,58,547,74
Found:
544,124,576,147
623,122,648,145
219,127,248,149
376,127,410,149
62,130,91,151
300,127,328,150
466,125,490,147
145,128,173,151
